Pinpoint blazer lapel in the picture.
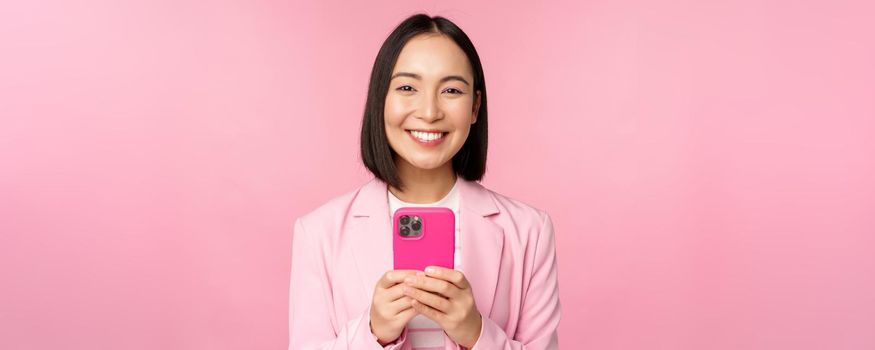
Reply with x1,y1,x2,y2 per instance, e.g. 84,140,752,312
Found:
348,177,505,319
349,178,393,304
457,178,504,319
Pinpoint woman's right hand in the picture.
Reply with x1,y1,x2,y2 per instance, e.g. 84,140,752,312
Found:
369,269,419,345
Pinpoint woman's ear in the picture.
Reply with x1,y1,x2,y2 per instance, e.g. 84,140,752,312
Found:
472,90,481,124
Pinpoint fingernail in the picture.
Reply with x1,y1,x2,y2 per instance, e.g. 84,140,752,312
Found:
425,266,436,274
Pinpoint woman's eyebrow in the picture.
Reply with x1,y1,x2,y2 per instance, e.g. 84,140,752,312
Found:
390,72,470,86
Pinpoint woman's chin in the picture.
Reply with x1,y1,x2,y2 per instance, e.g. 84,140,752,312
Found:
410,162,442,171
405,157,448,171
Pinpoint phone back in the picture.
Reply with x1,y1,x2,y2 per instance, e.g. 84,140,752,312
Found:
392,207,455,271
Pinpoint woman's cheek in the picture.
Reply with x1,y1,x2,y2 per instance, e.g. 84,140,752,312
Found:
383,98,403,123
385,95,412,120
447,101,474,121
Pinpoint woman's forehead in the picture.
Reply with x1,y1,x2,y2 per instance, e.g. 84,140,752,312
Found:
392,34,473,80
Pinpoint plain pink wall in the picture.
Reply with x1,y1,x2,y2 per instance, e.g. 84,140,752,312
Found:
1,0,873,349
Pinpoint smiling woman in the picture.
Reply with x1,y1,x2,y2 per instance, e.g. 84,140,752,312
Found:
361,15,488,199
289,13,560,350
383,32,482,182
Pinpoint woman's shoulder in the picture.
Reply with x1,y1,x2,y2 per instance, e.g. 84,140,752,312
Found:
474,183,556,258
294,179,373,229
475,182,552,229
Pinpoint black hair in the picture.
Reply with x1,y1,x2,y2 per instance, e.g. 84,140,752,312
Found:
360,13,488,191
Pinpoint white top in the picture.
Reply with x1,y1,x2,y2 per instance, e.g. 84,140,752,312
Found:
387,179,461,349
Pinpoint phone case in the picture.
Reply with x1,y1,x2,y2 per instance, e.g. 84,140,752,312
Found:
392,207,455,271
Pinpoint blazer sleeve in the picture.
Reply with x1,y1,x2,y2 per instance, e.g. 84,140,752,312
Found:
288,217,409,350
470,212,561,350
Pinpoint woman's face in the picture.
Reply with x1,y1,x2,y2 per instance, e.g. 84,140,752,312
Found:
384,33,481,172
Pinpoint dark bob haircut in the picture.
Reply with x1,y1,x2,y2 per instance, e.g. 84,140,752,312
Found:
360,13,488,191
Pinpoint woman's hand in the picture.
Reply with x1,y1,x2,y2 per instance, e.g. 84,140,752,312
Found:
402,266,483,349
370,270,420,345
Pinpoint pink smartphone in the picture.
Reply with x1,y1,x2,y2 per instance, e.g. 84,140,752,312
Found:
392,207,455,271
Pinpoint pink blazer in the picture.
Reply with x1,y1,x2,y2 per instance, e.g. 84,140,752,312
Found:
288,177,560,349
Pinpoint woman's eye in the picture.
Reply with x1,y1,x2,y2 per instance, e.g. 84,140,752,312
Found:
444,88,463,94
397,85,415,92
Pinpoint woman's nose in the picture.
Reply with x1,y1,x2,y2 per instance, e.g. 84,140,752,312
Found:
417,93,442,122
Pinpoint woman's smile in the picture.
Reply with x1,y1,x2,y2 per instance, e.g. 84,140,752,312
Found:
406,129,449,147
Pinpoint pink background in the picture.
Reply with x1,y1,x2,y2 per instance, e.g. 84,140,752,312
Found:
2,0,873,349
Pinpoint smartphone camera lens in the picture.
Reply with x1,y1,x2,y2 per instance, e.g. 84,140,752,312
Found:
400,226,410,236
411,221,421,231
400,215,410,225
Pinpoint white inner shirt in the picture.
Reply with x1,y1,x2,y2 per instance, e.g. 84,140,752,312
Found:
387,179,461,348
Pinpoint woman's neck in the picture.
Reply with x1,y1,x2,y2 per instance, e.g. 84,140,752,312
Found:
388,159,457,204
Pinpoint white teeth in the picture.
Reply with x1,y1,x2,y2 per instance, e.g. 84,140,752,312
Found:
410,130,444,142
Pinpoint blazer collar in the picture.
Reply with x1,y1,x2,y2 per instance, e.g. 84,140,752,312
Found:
348,177,505,318
349,177,499,217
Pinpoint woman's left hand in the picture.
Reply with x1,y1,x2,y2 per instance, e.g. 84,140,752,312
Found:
402,266,482,349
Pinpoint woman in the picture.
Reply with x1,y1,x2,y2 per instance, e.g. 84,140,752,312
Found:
288,14,560,349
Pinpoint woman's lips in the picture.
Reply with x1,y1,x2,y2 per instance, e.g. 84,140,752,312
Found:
406,130,447,147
